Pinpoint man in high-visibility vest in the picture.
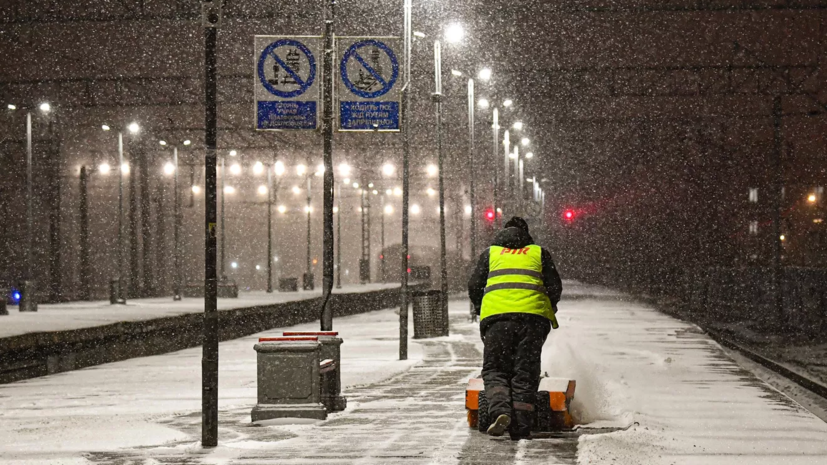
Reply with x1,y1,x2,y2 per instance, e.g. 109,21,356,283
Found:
467,216,562,440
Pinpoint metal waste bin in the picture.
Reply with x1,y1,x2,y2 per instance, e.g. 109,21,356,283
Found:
109,279,120,304
0,288,7,316
279,277,299,292
412,290,446,339
303,273,315,291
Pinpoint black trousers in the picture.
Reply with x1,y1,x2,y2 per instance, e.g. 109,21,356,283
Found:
481,314,551,437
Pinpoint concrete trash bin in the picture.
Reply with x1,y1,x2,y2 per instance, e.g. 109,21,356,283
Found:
412,289,446,339
283,331,347,412
251,337,327,422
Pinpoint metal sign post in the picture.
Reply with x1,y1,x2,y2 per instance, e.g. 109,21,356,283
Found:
255,36,322,131
337,37,403,131
320,0,336,330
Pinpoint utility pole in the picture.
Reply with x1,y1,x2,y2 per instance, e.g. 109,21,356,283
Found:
201,0,221,449
321,0,336,330
433,40,449,334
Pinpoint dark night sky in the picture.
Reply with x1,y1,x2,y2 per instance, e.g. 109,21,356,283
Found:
1,1,825,296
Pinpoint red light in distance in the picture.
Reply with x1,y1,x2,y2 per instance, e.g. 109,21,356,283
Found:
564,210,574,220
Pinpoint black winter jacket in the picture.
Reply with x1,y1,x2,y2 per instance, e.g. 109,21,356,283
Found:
467,227,563,316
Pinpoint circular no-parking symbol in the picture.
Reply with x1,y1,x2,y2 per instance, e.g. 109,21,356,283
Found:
340,39,399,99
257,39,316,99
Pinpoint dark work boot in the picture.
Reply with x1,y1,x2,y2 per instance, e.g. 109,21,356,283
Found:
486,413,512,437
509,409,533,440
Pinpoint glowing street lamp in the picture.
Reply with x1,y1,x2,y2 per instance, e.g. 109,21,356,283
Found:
478,68,492,81
444,23,465,44
253,161,264,175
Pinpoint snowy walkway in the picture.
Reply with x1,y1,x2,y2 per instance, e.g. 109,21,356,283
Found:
0,283,398,339
2,283,827,464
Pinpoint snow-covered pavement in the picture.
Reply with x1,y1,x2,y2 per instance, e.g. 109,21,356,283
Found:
1,282,826,464
0,283,398,339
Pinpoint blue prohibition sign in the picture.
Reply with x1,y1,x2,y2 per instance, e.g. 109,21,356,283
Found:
340,39,399,99
257,39,316,99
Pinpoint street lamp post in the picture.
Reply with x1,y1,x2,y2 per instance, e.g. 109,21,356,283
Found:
433,40,449,332
17,105,49,312
21,110,37,312
336,181,342,289
492,108,500,227
101,124,132,304
116,131,126,303
79,165,91,301
306,171,312,289
467,78,478,321
380,194,386,282
399,0,412,361
220,154,226,280
173,146,182,300
359,179,371,284
503,129,511,214
267,164,274,293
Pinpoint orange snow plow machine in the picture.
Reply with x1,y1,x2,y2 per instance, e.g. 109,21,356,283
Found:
465,377,576,432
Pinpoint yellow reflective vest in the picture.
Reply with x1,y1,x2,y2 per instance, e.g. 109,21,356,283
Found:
480,245,559,329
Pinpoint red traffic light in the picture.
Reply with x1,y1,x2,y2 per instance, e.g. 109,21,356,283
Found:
485,209,495,221
563,210,575,221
